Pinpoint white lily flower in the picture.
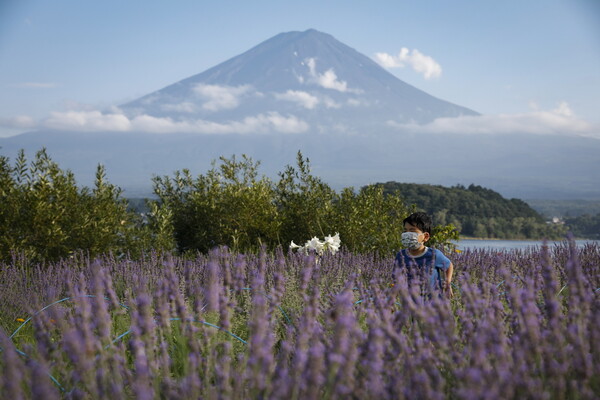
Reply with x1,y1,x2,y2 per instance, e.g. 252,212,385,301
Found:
306,237,325,254
290,233,341,257
324,232,341,254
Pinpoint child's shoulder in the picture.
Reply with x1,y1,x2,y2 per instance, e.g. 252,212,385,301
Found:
431,247,444,255
431,247,452,262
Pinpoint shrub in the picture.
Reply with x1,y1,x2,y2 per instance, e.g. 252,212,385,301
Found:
0,149,170,263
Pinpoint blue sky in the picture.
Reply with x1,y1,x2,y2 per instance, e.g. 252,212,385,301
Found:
0,0,598,137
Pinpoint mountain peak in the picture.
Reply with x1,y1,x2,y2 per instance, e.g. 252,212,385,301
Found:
274,28,333,40
295,28,334,39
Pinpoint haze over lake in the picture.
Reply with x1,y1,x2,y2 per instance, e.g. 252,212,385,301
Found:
456,239,600,251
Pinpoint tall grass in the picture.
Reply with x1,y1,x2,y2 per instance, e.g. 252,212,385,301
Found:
1,241,599,399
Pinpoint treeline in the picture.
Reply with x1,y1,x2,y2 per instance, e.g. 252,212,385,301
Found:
380,182,565,239
150,152,457,255
525,198,600,218
563,214,600,239
0,149,458,264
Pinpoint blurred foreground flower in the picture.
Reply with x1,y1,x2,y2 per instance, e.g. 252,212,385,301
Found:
290,233,341,255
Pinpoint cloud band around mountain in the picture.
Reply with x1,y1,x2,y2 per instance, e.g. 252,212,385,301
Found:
1,102,596,138
40,109,309,134
0,115,37,129
386,102,597,137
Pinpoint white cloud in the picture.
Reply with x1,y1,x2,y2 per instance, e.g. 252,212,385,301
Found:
317,69,348,92
387,102,599,138
161,102,198,113
5,102,596,139
528,100,540,111
245,112,309,134
11,82,59,89
140,94,160,105
45,111,131,132
347,98,370,107
552,101,574,117
374,48,442,80
304,58,361,93
131,112,309,134
193,84,251,111
37,109,308,135
0,115,37,129
60,100,102,112
323,97,341,109
275,90,319,109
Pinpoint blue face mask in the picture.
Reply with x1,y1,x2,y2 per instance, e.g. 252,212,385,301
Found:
401,231,422,250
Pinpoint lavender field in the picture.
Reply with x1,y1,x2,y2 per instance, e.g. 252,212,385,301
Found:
1,241,599,399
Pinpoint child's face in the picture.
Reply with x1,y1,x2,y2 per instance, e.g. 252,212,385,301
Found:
403,222,430,244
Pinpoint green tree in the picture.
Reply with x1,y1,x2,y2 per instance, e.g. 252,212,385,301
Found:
151,155,279,253
0,149,154,263
332,185,408,255
564,213,600,239
380,181,564,239
275,151,337,247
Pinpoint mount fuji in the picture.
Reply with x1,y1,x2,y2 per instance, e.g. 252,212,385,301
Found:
1,29,599,199
120,29,478,131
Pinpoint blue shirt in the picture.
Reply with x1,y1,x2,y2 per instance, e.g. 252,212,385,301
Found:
394,247,451,291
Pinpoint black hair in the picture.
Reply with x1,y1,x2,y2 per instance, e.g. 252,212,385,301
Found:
402,212,432,235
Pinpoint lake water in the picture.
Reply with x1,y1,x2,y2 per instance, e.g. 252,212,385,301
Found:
454,239,600,251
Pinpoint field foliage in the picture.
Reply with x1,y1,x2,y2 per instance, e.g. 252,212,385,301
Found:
1,241,599,398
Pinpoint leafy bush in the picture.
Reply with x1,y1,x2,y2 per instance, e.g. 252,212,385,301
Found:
151,155,280,253
333,184,409,254
0,149,172,263
275,152,338,248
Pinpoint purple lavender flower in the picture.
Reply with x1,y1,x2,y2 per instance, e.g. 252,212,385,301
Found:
0,330,25,399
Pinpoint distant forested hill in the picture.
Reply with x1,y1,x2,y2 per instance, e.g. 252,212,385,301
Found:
524,199,600,218
378,182,564,239
562,214,600,239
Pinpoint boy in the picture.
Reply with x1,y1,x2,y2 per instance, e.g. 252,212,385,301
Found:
395,212,454,298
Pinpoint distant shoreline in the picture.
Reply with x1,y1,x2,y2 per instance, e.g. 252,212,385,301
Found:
459,236,593,241
455,238,600,251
